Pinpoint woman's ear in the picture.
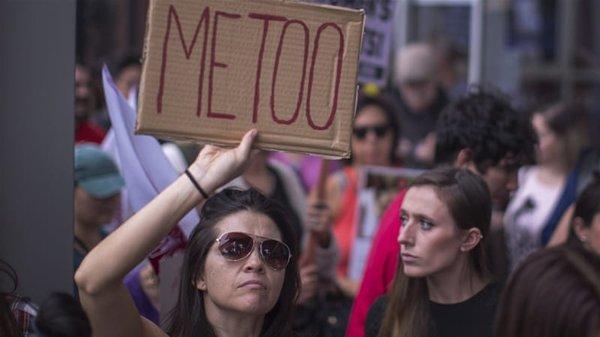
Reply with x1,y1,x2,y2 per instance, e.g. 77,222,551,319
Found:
454,148,473,169
460,228,483,252
194,277,207,291
572,217,589,243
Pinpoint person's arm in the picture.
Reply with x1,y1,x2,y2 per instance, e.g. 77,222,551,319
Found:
75,130,257,337
547,204,574,247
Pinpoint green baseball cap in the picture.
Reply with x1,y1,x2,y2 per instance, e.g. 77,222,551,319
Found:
75,144,125,198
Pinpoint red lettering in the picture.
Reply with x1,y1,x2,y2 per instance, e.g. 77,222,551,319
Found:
306,23,344,131
248,13,287,123
157,6,210,116
270,20,309,125
207,11,242,120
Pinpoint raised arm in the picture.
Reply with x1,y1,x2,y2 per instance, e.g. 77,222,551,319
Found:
75,130,257,337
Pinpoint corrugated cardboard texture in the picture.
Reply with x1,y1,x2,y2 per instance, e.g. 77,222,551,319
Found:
137,0,364,158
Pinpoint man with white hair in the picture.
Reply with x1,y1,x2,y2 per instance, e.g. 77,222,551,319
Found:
388,43,449,168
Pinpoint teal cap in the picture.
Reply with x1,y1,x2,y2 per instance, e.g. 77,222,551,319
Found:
75,144,125,198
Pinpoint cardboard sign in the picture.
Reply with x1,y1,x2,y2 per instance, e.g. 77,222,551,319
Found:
347,166,423,281
137,0,365,158
314,0,396,86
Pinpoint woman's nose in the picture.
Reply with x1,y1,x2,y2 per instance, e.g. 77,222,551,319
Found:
398,222,415,246
243,247,265,273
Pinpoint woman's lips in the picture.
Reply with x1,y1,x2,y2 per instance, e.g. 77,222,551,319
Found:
401,253,419,263
238,280,267,290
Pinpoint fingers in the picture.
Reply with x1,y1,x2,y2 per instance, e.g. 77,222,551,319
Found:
197,129,257,159
300,265,318,300
236,129,258,160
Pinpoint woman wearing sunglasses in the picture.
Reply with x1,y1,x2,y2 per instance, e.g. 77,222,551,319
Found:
367,168,500,337
326,92,400,297
75,130,300,337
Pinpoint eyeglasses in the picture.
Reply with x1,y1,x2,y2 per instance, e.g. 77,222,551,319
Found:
353,125,389,140
215,232,292,270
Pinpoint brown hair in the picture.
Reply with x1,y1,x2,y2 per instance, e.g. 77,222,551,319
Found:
535,102,588,168
493,246,600,337
377,167,492,337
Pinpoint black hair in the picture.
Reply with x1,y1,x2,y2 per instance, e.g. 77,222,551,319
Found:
167,188,300,337
435,87,535,173
353,92,401,164
35,293,91,337
111,53,141,79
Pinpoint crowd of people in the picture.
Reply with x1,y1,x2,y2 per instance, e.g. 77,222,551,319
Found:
1,40,599,337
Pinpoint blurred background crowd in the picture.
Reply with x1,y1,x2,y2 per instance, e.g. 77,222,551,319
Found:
1,0,599,337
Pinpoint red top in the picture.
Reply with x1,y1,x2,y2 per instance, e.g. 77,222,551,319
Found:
345,189,406,337
75,120,106,144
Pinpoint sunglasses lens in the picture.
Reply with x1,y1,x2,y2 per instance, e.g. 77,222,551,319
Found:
218,233,253,260
353,125,389,140
261,240,291,270
374,126,388,137
353,128,367,139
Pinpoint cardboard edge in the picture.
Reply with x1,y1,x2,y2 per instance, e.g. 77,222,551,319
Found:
135,128,350,159
349,15,366,157
251,0,365,17
140,0,154,67
136,0,158,134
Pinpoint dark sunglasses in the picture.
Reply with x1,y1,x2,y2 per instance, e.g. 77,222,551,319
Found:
215,232,292,270
353,124,389,140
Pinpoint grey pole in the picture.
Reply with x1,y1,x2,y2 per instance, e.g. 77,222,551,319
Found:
0,0,76,303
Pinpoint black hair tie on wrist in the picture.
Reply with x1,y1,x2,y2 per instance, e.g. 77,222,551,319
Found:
184,169,209,199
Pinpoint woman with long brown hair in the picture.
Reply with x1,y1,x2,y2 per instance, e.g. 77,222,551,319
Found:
366,167,500,337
